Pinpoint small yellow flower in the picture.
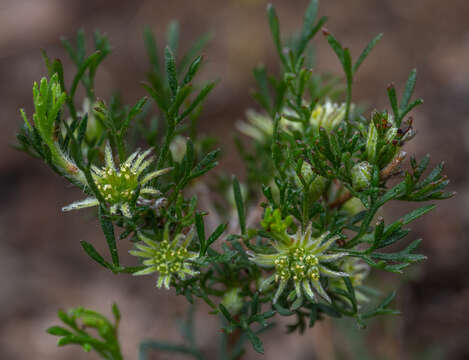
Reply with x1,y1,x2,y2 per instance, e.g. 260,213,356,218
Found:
62,143,171,217
129,226,198,289
250,209,350,307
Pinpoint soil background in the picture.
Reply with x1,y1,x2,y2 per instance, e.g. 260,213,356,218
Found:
1,0,468,359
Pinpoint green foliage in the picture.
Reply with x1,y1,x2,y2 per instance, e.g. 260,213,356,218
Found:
47,304,122,360
15,1,454,358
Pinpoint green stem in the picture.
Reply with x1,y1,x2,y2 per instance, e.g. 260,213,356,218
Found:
156,114,175,169
344,77,352,123
116,134,126,164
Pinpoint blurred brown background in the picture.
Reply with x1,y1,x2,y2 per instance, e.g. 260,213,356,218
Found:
1,0,468,359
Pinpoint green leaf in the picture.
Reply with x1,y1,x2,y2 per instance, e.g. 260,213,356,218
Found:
246,328,264,354
267,4,286,66
117,266,146,274
399,98,423,122
112,303,121,323
219,303,234,322
51,60,66,96
233,177,246,235
371,239,426,263
41,49,53,75
353,33,383,74
401,204,435,225
361,291,400,319
296,1,327,56
195,213,206,255
57,310,74,328
271,114,282,172
400,68,417,113
207,224,227,249
144,26,159,74
142,82,168,111
302,1,318,38
378,182,406,205
325,33,344,65
125,97,148,131
169,83,193,117
387,83,399,121
76,113,88,145
98,206,119,266
317,303,342,318
47,326,72,336
343,48,353,88
70,51,102,99
252,65,272,111
166,21,180,55
189,148,220,180
177,81,216,123
165,46,178,97
274,303,293,316
182,55,203,86
343,277,358,313
49,304,123,359
179,32,213,72
80,240,113,270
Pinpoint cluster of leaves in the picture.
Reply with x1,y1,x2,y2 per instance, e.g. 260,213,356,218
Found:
48,304,122,360
15,1,453,359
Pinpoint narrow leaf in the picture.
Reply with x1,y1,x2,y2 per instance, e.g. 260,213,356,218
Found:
325,33,344,65
401,204,435,225
267,4,286,66
400,68,417,112
353,33,383,74
207,223,227,249
233,177,246,235
144,26,159,73
98,206,119,266
246,329,264,354
70,51,102,99
80,241,112,270
195,213,206,255
387,83,399,120
165,46,178,96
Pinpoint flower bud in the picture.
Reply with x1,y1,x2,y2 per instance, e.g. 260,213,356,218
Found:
83,98,104,142
351,161,372,190
170,135,187,163
310,99,346,133
385,125,397,144
342,197,365,215
295,163,327,201
366,121,378,163
221,288,244,316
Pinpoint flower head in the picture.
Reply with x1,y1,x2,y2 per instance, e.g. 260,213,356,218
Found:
310,99,346,133
129,226,198,289
236,110,276,143
236,110,298,143
62,143,171,217
250,209,349,307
